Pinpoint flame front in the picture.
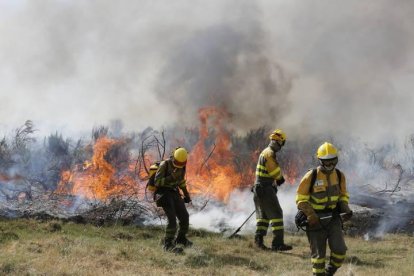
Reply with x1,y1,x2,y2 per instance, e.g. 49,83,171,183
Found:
186,107,244,201
55,107,299,202
56,137,137,200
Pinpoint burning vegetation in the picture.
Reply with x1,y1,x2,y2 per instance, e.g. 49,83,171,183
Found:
1,110,414,235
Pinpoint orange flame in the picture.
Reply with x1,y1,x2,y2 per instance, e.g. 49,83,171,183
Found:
55,107,301,202
56,137,138,200
186,107,244,201
0,173,24,182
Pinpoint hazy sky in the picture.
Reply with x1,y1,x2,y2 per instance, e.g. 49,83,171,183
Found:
1,0,413,143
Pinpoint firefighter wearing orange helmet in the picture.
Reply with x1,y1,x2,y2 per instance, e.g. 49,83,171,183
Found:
252,129,292,251
154,147,192,252
296,142,353,276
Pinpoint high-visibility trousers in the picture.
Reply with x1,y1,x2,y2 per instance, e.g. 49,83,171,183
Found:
253,184,284,243
306,216,347,276
157,189,189,240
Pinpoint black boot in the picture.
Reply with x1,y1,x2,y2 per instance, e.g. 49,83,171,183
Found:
271,234,292,251
163,238,183,253
254,234,270,250
175,234,193,247
325,266,338,276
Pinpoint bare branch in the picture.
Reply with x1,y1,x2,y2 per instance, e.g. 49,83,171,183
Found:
198,143,216,174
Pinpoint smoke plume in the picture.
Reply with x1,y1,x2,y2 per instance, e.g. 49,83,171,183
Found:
1,0,414,234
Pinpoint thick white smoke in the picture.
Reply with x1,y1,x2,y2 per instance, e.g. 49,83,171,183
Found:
1,0,414,234
1,1,414,139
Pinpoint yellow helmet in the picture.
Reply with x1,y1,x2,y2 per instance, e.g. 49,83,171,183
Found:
173,147,188,168
316,142,338,160
269,129,287,143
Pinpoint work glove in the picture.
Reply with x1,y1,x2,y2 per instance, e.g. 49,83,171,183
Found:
298,202,319,227
276,176,285,186
338,201,352,221
342,210,353,222
183,197,192,204
307,214,320,227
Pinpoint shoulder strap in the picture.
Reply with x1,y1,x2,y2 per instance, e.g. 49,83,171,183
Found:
309,168,317,193
164,159,170,177
335,168,341,186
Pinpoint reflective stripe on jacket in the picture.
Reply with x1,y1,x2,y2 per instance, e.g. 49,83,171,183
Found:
154,159,186,189
255,147,283,185
296,167,349,211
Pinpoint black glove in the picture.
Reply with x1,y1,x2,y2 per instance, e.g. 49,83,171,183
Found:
295,210,308,227
342,211,353,222
276,176,285,186
184,197,192,204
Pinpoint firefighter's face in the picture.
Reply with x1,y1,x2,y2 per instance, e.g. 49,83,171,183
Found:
269,140,284,152
319,157,338,171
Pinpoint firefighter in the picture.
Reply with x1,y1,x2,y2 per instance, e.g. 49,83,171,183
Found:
253,129,293,251
154,147,192,252
296,142,353,276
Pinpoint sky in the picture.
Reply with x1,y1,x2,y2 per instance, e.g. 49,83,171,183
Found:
1,0,414,144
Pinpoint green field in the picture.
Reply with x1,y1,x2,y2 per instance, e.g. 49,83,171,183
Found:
0,218,413,275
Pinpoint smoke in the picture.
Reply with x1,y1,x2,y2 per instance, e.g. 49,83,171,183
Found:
1,0,414,141
2,0,414,234
187,187,298,234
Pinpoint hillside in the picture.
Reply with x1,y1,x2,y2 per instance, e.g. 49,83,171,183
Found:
0,219,413,276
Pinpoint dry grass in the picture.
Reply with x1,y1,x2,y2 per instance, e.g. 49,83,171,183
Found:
0,218,413,275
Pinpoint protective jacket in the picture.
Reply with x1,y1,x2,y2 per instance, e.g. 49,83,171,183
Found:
296,167,349,214
155,159,186,190
255,147,283,186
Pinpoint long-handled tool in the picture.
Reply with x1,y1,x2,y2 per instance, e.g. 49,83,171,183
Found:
298,212,348,228
228,210,256,239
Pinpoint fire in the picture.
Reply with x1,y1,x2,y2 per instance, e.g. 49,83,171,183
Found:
282,151,304,185
186,107,244,201
56,137,138,200
0,173,24,182
55,106,299,202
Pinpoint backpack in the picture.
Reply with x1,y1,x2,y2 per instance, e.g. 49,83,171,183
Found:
146,160,187,191
146,161,165,192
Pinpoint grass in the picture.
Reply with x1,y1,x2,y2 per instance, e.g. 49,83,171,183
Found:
0,218,413,275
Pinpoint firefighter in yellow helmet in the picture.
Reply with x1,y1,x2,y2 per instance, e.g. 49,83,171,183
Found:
296,142,353,276
252,129,292,251
154,147,192,252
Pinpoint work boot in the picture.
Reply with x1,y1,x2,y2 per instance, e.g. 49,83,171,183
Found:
175,235,193,248
271,244,293,251
325,266,338,276
163,238,183,253
254,234,270,250
271,236,292,251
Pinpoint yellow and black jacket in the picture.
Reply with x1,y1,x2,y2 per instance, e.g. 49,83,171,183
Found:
154,159,186,190
296,167,349,213
255,147,283,186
